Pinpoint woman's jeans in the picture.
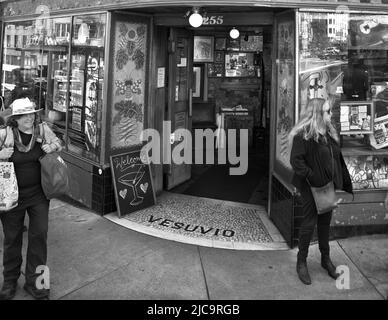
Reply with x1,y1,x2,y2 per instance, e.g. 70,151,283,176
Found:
298,185,332,261
0,200,49,285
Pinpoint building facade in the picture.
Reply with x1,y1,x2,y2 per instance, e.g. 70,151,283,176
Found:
1,0,388,247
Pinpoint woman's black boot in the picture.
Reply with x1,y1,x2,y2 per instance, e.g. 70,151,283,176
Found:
0,281,17,300
296,258,312,285
321,255,340,279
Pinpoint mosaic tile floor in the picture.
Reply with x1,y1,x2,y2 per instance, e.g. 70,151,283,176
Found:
105,192,288,250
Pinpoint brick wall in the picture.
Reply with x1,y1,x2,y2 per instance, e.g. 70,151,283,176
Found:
92,166,117,215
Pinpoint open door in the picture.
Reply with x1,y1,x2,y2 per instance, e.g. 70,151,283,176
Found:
165,28,193,189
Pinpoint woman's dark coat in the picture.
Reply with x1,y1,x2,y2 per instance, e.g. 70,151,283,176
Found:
290,133,353,195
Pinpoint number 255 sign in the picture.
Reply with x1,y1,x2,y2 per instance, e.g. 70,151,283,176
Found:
203,16,224,25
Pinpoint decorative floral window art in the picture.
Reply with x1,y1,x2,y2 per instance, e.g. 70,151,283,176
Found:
110,18,148,150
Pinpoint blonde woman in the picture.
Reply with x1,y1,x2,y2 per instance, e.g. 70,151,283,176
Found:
289,98,353,285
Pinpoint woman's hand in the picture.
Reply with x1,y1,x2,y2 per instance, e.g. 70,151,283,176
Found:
42,143,55,154
0,147,14,159
335,198,343,206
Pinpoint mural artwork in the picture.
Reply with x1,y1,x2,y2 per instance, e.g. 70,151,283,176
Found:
111,20,147,149
275,21,295,170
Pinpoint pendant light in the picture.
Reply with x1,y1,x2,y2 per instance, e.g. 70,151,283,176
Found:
229,27,240,39
188,7,203,28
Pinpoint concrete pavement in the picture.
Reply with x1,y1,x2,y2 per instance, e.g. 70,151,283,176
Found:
0,198,387,300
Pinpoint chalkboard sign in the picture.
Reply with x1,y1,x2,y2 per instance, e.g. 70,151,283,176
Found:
110,149,156,217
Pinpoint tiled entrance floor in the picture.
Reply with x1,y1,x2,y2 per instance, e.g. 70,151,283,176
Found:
105,192,288,250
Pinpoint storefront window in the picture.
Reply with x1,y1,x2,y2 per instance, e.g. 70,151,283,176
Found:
66,14,106,162
1,14,106,163
299,12,388,190
1,20,44,108
44,17,71,148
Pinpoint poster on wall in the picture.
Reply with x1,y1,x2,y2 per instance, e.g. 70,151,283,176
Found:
339,101,373,135
369,114,388,149
349,15,388,50
225,52,256,77
193,36,214,62
275,19,295,174
208,63,224,77
240,35,263,52
109,15,149,151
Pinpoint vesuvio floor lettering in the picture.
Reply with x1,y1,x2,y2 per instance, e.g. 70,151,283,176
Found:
148,215,235,238
104,192,290,250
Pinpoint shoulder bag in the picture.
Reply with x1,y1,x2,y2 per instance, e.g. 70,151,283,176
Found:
39,124,70,199
0,127,19,211
306,143,338,215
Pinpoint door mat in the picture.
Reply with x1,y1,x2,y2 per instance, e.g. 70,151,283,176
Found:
105,192,289,250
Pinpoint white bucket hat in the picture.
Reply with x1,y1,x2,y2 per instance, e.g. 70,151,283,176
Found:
10,98,43,116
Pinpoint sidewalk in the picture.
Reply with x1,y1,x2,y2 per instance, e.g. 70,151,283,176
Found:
0,199,387,300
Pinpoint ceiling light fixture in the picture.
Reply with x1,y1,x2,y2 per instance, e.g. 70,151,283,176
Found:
229,27,240,39
186,7,203,28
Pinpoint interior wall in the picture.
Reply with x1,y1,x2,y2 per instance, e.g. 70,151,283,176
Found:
192,26,272,147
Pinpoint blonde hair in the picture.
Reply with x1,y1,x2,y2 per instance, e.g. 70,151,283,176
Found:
288,98,339,148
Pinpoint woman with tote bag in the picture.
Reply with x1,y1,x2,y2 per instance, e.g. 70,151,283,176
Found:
0,96,62,300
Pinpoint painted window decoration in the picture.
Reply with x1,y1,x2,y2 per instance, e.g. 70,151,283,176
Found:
275,20,295,172
111,19,147,149
344,155,388,190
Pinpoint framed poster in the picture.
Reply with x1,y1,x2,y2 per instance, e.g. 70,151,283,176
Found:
240,35,263,51
214,51,224,63
193,36,214,62
110,149,156,217
226,37,240,51
215,37,226,50
339,101,373,135
208,63,224,77
225,52,256,77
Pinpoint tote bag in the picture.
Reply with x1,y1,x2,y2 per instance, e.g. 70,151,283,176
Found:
39,124,70,199
0,162,19,211
39,152,70,199
309,181,338,214
0,127,18,211
307,145,338,215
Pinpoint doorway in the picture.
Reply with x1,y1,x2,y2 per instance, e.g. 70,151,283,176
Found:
106,7,288,249
167,25,272,208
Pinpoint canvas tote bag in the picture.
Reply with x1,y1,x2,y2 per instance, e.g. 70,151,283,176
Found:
307,144,338,215
0,127,19,211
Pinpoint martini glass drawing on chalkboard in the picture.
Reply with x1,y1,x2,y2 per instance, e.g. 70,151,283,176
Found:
118,165,145,206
